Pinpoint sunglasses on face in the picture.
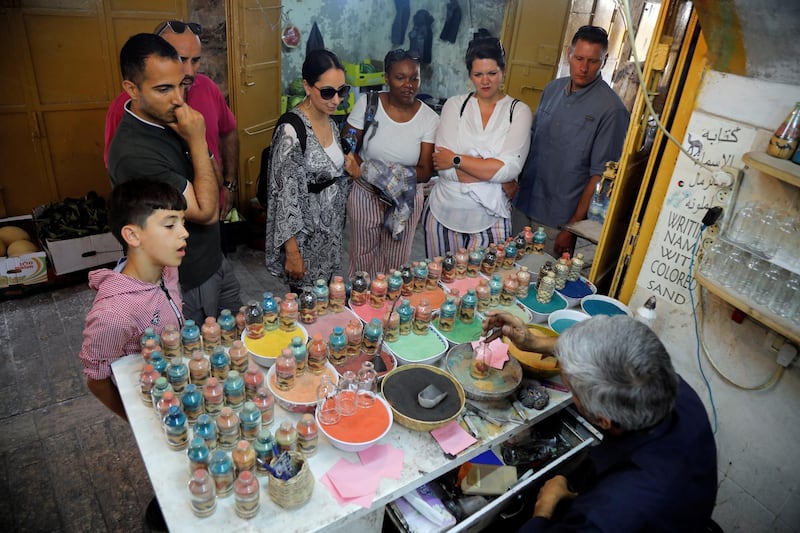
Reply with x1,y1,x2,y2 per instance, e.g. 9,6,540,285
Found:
314,84,351,100
155,20,202,36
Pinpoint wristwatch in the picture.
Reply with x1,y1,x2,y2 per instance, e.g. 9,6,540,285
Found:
223,180,238,192
452,155,462,169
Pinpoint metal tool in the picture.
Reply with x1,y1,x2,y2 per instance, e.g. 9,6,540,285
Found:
464,401,520,425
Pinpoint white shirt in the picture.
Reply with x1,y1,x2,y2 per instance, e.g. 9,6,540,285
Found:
347,92,439,166
429,93,532,233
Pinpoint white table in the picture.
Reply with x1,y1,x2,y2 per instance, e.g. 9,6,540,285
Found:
112,355,573,533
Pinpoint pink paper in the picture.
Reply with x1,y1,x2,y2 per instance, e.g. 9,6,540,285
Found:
326,457,382,498
430,420,477,455
320,473,375,508
471,337,510,369
358,444,404,479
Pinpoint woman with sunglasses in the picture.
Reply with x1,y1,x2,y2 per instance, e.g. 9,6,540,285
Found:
342,49,439,278
424,32,532,258
265,49,351,293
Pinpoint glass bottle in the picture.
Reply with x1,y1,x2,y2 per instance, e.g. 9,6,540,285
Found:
328,275,347,313
524,226,535,254
533,226,547,254
149,350,168,377
150,377,173,414
261,292,280,332
538,261,554,289
299,286,318,324
187,436,210,474
397,299,414,336
239,401,262,442
752,266,787,306
516,266,532,299
164,405,189,450
500,275,519,306
166,360,189,394
210,346,231,381
254,429,276,476
769,273,800,317
400,263,414,295
244,301,265,339
296,413,319,457
476,278,491,312
351,271,369,306
279,293,299,331
232,439,256,475
370,273,388,308
235,306,247,338
253,386,275,427
141,327,160,351
718,249,747,288
344,319,364,357
223,370,245,412
188,468,216,517
275,420,298,453
413,299,432,335
290,336,308,376
438,296,457,332
317,374,341,425
181,319,201,357
503,240,517,269
139,364,160,405
751,208,781,258
537,271,557,304
203,377,224,417
455,248,469,279
489,274,503,308
467,248,482,277
218,309,237,347
141,338,161,363
767,102,800,159
356,361,377,408
307,333,329,374
515,232,527,259
228,340,248,374
361,318,383,356
181,383,204,424
275,348,296,391
412,261,428,293
387,270,403,300
328,326,348,364
201,316,221,356
194,413,218,450
733,255,765,298
313,279,330,316
160,323,182,363
427,257,443,290
244,363,264,401
384,310,400,343
495,244,506,272
216,406,240,451
481,244,497,276
459,288,477,324
569,253,584,281
337,370,358,416
553,257,570,290
157,390,181,422
441,252,455,284
188,350,210,387
208,449,234,498
234,470,260,519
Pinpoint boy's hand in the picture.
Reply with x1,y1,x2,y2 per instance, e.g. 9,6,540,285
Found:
170,104,207,147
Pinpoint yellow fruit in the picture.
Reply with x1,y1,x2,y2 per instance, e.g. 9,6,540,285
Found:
0,226,31,246
6,239,40,257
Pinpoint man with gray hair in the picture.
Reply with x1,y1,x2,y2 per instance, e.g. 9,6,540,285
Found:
483,312,717,531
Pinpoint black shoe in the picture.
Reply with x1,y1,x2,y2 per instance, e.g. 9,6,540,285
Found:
144,496,168,532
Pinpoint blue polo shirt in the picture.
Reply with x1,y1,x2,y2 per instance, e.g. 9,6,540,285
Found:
515,75,629,227
520,377,717,532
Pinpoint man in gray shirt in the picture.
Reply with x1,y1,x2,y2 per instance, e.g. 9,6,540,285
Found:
515,25,629,256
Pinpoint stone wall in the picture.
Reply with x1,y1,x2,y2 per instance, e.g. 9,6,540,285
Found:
189,0,229,97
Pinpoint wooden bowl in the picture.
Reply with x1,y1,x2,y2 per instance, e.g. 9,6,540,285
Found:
380,364,465,431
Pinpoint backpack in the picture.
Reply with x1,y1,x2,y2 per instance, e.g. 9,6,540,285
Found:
256,112,307,207
342,91,380,155
459,92,520,122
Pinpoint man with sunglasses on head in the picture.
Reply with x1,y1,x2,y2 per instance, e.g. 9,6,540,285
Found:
515,26,629,257
104,20,240,220
108,33,242,328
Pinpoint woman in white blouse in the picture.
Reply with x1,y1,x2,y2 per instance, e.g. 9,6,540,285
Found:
425,32,532,257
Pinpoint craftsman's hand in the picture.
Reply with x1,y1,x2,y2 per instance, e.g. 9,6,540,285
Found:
432,146,456,171
171,104,207,146
502,180,519,201
344,153,361,179
483,310,558,356
533,475,578,519
553,230,576,257
284,250,305,281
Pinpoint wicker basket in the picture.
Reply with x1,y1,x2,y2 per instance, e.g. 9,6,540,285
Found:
380,364,465,431
267,451,314,508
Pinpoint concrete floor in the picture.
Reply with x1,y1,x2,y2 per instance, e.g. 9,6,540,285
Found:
0,218,594,532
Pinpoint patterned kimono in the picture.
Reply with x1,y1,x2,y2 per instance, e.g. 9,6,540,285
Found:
265,108,350,288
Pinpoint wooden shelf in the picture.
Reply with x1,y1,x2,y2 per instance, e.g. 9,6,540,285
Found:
742,151,800,188
562,219,602,244
695,271,800,345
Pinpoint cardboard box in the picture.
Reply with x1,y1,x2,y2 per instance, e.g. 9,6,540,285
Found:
0,215,48,288
44,232,122,275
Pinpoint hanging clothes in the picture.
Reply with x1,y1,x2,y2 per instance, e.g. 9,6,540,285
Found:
306,21,325,57
439,0,462,43
391,0,410,46
408,10,434,64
